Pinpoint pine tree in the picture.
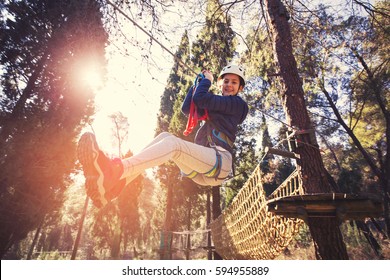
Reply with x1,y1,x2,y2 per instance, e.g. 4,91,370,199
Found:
156,31,192,136
191,0,236,73
0,0,108,258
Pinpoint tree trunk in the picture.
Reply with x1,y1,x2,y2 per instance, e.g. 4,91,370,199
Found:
26,219,45,260
71,196,89,260
185,201,191,260
264,0,349,259
110,223,122,259
161,184,173,260
212,188,223,260
307,218,348,259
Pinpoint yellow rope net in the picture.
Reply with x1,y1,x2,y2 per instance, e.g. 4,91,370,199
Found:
210,166,304,259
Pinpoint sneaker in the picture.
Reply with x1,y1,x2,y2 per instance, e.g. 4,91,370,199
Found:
77,132,125,208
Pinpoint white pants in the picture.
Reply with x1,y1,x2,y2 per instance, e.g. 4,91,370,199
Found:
120,132,232,186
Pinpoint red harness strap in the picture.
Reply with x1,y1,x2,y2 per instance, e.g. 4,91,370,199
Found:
183,73,208,136
183,95,208,136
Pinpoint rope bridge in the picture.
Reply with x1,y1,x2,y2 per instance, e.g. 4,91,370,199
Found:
209,166,304,260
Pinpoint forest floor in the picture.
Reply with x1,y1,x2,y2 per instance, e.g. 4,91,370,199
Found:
275,223,390,260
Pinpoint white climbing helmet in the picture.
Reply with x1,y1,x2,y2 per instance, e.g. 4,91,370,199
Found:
217,64,246,87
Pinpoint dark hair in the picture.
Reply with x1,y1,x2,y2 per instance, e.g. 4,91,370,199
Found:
239,77,245,88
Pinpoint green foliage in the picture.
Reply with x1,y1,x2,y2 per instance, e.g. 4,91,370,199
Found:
117,175,143,257
191,0,237,73
224,123,257,206
285,1,389,200
156,31,192,136
169,88,191,137
0,0,108,257
154,30,196,235
337,167,363,194
294,224,313,249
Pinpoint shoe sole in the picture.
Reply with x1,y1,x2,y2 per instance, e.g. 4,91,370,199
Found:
77,132,108,207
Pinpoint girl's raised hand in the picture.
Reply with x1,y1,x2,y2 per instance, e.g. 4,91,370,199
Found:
202,70,214,83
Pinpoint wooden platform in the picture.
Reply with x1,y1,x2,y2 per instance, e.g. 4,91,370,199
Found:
266,193,383,221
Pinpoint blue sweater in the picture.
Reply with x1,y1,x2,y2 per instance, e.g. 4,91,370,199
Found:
181,78,248,154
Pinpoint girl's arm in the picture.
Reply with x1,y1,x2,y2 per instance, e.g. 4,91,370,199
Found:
193,79,247,116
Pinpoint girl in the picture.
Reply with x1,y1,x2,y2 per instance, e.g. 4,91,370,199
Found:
78,64,248,208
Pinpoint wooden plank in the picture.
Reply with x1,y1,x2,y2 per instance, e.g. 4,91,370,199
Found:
267,193,383,220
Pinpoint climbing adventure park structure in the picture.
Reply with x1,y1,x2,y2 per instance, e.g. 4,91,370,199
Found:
209,167,383,259
159,0,386,260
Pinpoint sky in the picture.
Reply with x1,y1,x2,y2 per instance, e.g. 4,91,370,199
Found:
86,9,185,156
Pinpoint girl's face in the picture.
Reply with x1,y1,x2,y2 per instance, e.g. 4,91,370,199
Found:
219,73,243,96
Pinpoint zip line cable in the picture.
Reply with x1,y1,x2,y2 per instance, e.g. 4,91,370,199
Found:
105,0,198,76
258,109,294,130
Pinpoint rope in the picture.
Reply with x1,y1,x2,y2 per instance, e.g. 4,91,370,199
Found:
210,166,304,259
162,229,211,252
105,0,197,76
258,108,330,157
171,229,210,235
259,109,295,130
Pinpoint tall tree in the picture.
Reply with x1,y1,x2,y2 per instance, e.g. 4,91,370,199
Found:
154,0,240,259
0,0,108,258
191,0,236,73
287,1,389,237
333,1,390,236
264,0,348,259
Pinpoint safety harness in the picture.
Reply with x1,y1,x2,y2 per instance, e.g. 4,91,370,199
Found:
181,129,233,180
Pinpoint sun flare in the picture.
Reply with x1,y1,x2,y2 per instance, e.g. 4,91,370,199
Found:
83,69,102,89
75,59,104,91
